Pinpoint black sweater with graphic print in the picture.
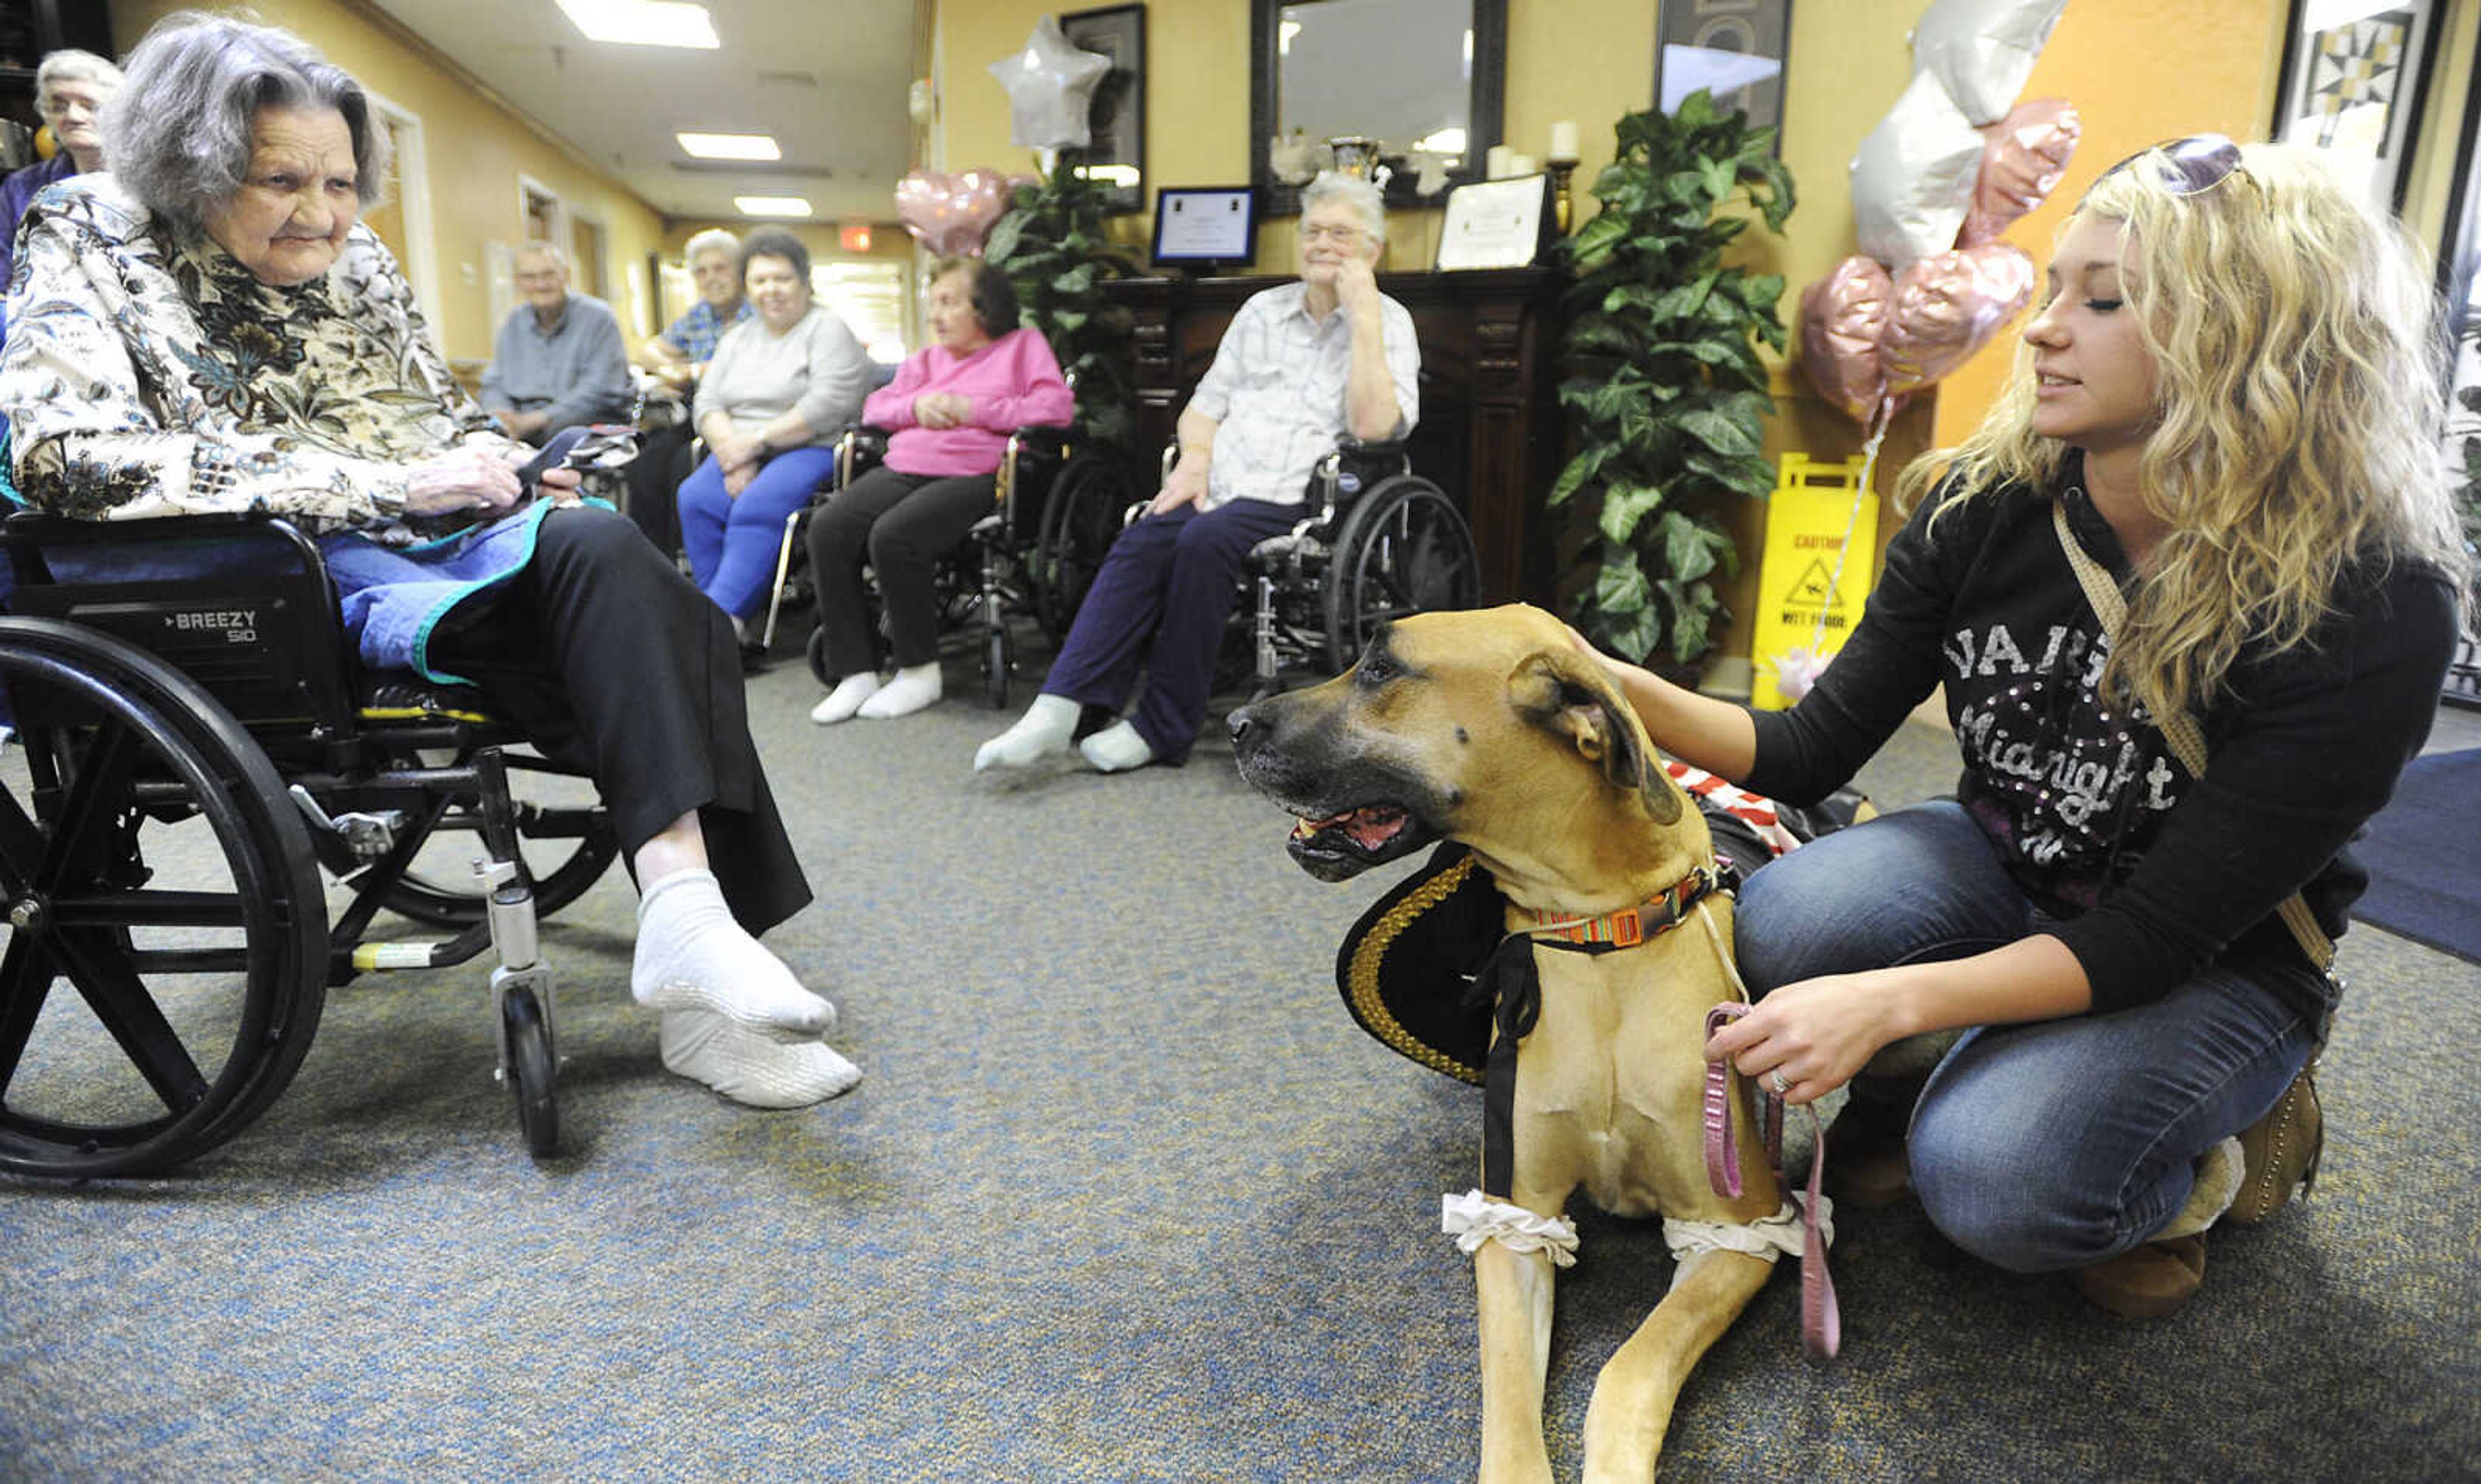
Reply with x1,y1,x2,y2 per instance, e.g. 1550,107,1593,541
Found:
1743,473,2459,1018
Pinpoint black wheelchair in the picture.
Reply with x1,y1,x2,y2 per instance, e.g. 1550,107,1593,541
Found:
756,423,1133,707
0,512,620,1178
1161,438,1482,696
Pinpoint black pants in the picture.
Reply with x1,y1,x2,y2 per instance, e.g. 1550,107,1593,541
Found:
620,421,695,557
426,505,810,934
805,465,999,676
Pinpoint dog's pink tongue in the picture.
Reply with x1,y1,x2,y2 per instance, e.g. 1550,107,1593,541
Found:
1345,807,1407,849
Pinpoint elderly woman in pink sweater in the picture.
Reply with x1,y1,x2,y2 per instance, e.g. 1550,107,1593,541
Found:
808,257,1075,722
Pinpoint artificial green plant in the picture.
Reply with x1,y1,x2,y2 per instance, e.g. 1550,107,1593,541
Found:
983,150,1140,449
1551,89,1795,667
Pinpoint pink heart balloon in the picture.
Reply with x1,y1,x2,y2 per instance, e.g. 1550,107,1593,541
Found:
1882,241,2037,396
895,167,1012,256
1959,97,2082,247
1799,255,1898,424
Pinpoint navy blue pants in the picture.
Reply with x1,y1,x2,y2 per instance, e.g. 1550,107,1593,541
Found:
1038,497,1295,764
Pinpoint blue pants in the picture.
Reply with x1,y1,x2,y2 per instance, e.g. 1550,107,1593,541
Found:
676,446,840,621
1040,498,1295,764
1735,799,2320,1272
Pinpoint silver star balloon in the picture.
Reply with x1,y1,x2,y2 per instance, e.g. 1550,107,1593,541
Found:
987,16,1111,152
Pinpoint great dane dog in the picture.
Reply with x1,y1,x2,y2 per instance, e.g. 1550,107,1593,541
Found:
1230,603,1827,1482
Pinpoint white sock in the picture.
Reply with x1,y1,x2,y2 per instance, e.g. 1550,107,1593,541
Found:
1079,720,1154,773
2159,1136,2246,1239
660,1010,860,1108
632,869,835,1042
858,662,942,719
810,671,882,725
974,693,1080,771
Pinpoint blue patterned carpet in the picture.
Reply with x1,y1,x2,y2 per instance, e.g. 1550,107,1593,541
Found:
2,649,2476,1481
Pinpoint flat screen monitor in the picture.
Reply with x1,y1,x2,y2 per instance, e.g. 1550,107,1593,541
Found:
1151,187,1257,270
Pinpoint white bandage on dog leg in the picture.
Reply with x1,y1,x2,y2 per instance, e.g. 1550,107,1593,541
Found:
1660,1197,1836,1291
1441,1189,1580,1268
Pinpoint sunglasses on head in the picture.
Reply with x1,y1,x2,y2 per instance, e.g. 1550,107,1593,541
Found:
2098,134,2247,197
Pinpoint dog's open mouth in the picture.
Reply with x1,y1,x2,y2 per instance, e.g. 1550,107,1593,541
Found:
1284,802,1436,881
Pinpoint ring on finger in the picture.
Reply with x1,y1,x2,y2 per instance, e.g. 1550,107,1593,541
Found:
1769,1069,1791,1096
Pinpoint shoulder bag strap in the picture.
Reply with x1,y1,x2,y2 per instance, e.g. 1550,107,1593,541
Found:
2050,501,2337,974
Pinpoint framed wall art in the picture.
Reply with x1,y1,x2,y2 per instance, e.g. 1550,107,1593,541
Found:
1653,0,1792,147
1062,3,1147,214
2270,0,2442,212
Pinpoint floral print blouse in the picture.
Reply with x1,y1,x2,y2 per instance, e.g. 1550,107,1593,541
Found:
1,176,525,546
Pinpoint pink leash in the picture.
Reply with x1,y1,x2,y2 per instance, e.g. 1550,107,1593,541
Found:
1703,1003,1841,1361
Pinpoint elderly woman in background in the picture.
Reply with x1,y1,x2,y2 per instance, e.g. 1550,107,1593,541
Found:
639,227,751,390
622,227,750,554
806,256,1071,724
0,48,124,340
976,172,1418,774
0,13,859,1109
676,227,872,653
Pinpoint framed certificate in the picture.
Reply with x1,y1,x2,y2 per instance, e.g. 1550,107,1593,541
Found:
1151,187,1258,269
1435,173,1550,271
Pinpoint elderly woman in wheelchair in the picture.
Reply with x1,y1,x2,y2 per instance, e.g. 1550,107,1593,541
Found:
807,256,1072,723
0,14,859,1141
976,172,1421,775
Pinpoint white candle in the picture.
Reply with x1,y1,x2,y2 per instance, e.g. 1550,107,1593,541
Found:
1485,145,1513,179
1549,120,1580,163
1507,152,1538,178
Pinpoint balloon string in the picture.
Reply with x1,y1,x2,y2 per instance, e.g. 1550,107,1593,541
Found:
1807,395,1893,654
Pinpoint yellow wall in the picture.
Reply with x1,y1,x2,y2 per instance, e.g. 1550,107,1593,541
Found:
1929,0,2292,448
110,0,669,364
932,0,2481,672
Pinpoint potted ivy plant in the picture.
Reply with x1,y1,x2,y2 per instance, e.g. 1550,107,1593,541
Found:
982,151,1140,450
1551,90,1795,669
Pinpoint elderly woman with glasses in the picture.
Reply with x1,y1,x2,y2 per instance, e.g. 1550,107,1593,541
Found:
1589,138,2467,1318
0,48,124,342
0,14,861,1109
976,171,1419,773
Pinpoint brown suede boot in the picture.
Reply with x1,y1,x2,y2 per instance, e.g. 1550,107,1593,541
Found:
2078,1233,2207,1318
1823,1081,1915,1209
2076,1137,2243,1318
2228,1062,2323,1225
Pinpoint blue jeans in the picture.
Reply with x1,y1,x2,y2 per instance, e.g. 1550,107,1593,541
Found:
676,446,840,621
1735,800,2320,1272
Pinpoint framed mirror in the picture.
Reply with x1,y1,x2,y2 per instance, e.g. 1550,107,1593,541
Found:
1250,0,1507,216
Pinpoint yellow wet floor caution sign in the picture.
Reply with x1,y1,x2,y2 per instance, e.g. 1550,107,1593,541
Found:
1750,454,1879,710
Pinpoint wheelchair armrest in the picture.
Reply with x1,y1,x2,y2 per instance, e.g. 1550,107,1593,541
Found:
1304,439,1414,535
5,508,333,594
834,424,892,490
997,425,1073,538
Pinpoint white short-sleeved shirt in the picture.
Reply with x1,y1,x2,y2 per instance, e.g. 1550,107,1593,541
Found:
1186,282,1421,510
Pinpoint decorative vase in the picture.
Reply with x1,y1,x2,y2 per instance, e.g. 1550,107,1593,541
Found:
1326,136,1384,180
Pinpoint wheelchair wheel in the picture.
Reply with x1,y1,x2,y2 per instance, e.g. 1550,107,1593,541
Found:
377,749,620,930
0,618,328,1178
1320,476,1481,673
1034,455,1132,646
983,623,1010,709
501,982,560,1158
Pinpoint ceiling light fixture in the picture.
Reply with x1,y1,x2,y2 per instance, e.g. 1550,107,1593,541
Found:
677,132,781,161
735,196,813,218
555,0,720,49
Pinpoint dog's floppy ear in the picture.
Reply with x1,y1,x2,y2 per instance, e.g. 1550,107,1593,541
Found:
1509,651,1682,826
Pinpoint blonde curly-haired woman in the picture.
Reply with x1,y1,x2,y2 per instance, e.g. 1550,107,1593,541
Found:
1589,139,2469,1318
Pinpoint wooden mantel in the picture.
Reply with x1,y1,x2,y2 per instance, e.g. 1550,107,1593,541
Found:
1098,267,1569,606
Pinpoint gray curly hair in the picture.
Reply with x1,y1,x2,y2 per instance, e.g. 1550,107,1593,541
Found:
101,12,390,233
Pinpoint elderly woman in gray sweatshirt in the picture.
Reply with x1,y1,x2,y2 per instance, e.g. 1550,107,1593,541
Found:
677,226,872,634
